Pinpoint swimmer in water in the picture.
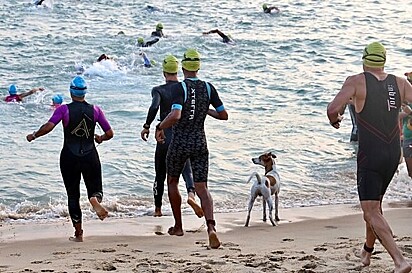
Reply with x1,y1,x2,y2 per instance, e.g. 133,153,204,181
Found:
202,29,233,43
151,23,164,38
137,37,160,47
262,3,280,13
51,94,64,108
4,84,44,103
139,51,155,68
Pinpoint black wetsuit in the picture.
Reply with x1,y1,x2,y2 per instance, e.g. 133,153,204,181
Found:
140,38,160,47
144,81,194,209
167,78,224,182
356,72,401,201
151,30,164,38
60,101,103,225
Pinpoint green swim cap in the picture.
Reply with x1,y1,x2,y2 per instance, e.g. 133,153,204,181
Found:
362,42,386,68
137,37,144,44
182,48,201,72
262,3,268,10
162,55,178,74
156,22,163,31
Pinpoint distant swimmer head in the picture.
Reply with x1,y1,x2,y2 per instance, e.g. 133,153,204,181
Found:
162,54,179,74
182,48,201,72
97,54,110,62
52,94,63,105
8,84,17,95
137,37,144,45
405,72,412,84
156,22,163,31
262,3,268,10
69,76,87,97
362,42,386,68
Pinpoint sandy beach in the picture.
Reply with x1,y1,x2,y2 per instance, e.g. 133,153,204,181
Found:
1,203,411,273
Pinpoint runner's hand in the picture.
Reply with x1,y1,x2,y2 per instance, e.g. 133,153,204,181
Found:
141,128,150,141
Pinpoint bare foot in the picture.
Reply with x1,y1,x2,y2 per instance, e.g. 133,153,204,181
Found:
187,196,204,218
395,262,412,273
90,197,108,220
69,235,83,242
154,207,162,217
168,226,184,236
360,248,372,266
208,231,221,249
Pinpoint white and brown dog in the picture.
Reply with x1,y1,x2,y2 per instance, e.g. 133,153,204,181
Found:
245,152,280,227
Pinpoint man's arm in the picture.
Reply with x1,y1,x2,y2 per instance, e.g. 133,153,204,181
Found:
26,121,55,142
141,89,161,141
207,109,228,120
401,77,412,103
327,76,357,129
20,87,44,99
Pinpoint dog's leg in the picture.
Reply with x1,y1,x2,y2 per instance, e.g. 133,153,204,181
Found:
274,191,280,222
245,194,257,227
262,197,267,222
266,197,277,226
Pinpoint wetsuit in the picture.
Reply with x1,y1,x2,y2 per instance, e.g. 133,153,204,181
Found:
348,104,358,142
167,78,225,182
356,72,401,201
5,95,22,102
144,81,194,209
151,30,163,38
48,101,111,225
140,38,160,47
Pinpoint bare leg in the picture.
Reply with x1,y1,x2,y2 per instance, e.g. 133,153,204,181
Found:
360,222,376,266
195,182,220,249
167,175,183,236
154,207,162,217
187,191,204,218
89,196,108,220
69,223,83,242
361,200,411,273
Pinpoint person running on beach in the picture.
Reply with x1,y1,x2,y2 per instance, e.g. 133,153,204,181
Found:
262,3,280,13
26,76,114,242
141,54,203,218
151,23,164,38
202,29,233,44
137,37,160,47
155,49,228,249
327,42,412,273
4,84,44,103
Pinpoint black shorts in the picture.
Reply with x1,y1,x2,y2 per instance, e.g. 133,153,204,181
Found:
357,164,398,201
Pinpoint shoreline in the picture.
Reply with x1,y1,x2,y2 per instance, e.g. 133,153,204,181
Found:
1,202,411,272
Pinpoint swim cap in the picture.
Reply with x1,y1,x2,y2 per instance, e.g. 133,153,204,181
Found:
52,94,63,104
8,84,17,95
182,48,201,72
262,3,268,10
137,37,144,44
69,76,87,97
156,23,163,31
362,42,386,68
162,55,179,74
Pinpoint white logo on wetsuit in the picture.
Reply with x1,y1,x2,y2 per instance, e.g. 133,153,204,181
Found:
71,119,91,138
189,88,196,120
387,84,397,111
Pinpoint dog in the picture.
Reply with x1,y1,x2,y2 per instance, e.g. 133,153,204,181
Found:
245,152,280,227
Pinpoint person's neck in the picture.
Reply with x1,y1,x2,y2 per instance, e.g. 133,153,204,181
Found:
165,74,178,82
71,96,85,102
183,71,198,79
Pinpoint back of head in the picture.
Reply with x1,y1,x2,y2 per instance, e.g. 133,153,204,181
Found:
137,37,144,44
182,48,201,72
362,42,386,68
262,3,268,10
156,22,163,31
52,94,64,105
8,84,17,95
69,76,87,97
163,55,179,74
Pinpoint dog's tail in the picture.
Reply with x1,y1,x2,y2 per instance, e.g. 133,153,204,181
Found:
246,172,262,184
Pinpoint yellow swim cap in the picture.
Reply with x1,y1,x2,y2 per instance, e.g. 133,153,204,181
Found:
182,48,200,72
263,3,268,10
137,37,144,44
162,55,178,74
362,42,386,68
156,22,163,31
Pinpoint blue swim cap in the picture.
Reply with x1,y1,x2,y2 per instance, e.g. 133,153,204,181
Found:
8,84,17,95
69,76,87,97
52,94,63,104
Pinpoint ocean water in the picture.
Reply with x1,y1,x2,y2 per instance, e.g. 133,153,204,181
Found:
1,0,412,223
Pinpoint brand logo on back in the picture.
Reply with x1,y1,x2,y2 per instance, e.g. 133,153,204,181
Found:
189,88,195,120
387,84,397,111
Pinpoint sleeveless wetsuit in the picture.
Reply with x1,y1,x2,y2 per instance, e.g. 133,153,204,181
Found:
356,72,401,201
49,101,111,225
167,78,225,182
144,81,194,209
